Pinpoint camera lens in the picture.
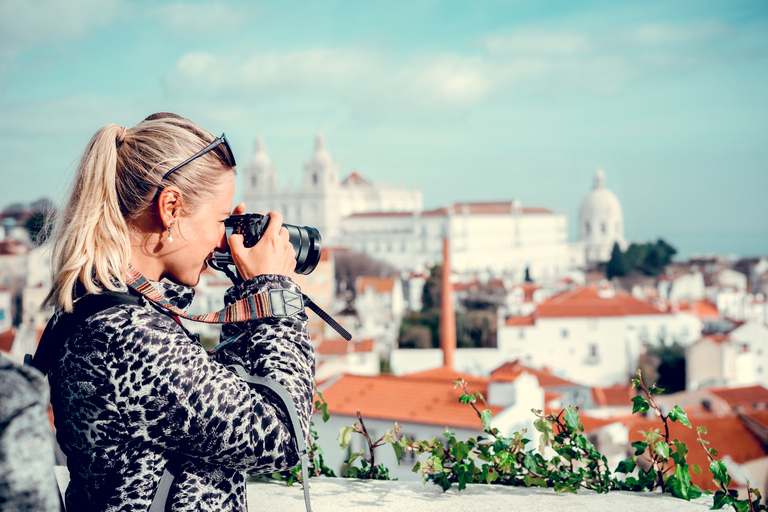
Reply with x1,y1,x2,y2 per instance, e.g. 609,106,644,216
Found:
285,224,322,275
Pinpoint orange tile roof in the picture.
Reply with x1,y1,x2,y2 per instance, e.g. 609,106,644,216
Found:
709,385,768,410
505,314,536,327
356,276,396,294
340,171,371,186
319,372,503,430
316,338,374,356
0,328,15,353
592,383,635,407
490,360,582,388
521,207,554,214
536,286,667,318
627,413,767,491
346,211,414,219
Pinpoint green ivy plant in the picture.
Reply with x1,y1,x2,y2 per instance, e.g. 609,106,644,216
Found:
272,373,767,511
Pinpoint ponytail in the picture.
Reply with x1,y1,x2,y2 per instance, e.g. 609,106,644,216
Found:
44,125,131,312
43,114,235,312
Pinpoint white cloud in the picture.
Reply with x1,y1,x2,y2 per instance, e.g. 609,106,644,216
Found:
150,1,249,35
162,19,745,118
0,0,123,57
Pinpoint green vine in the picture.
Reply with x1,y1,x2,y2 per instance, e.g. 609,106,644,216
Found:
269,372,765,511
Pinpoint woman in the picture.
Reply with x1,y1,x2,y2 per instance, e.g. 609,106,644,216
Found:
42,113,314,511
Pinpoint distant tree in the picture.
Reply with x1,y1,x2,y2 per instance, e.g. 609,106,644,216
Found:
456,310,496,348
25,212,52,246
524,266,533,283
334,250,397,298
640,341,686,394
420,264,442,312
606,242,630,280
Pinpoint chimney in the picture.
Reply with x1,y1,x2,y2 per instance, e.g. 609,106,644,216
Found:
440,237,456,370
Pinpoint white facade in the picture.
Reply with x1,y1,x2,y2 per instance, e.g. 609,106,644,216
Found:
241,135,422,244
340,202,582,280
578,169,625,263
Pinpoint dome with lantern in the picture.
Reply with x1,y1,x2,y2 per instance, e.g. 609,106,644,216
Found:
578,169,625,263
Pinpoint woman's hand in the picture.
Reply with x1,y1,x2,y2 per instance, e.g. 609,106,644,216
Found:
228,210,296,280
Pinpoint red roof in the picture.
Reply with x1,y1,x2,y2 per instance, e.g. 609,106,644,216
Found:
536,286,667,318
592,383,635,407
521,207,553,214
316,338,374,356
319,371,503,430
709,385,768,411
346,211,414,219
0,328,15,353
356,276,396,294
419,202,555,217
505,314,536,327
490,360,581,388
340,171,371,186
627,413,767,491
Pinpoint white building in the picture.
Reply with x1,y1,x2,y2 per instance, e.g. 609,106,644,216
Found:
578,169,625,263
340,201,585,280
241,135,422,243
497,284,702,386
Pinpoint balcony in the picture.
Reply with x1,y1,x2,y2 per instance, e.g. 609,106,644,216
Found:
245,477,715,511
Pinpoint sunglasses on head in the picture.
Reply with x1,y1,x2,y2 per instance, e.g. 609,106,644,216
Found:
154,133,236,199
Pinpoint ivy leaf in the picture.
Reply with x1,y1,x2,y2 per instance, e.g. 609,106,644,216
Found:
691,464,702,476
667,464,693,501
638,468,657,490
481,409,492,431
392,441,403,463
338,426,353,450
649,384,665,395
523,473,546,487
554,482,578,494
631,378,641,389
459,394,476,404
616,458,636,474
631,441,648,456
632,395,650,414
475,391,487,405
712,490,734,510
451,441,470,462
563,407,580,431
696,426,707,434
668,406,692,428
710,460,731,488
654,441,670,460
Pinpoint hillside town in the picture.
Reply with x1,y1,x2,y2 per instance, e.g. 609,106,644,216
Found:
2,135,768,497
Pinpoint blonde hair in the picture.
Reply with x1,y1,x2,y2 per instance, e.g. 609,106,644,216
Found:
44,113,235,312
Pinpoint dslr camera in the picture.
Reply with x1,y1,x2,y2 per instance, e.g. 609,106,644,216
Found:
210,214,322,275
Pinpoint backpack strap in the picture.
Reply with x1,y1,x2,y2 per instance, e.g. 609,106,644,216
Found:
228,364,313,512
25,291,141,378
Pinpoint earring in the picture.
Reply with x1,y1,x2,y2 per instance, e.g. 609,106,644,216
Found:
167,221,175,243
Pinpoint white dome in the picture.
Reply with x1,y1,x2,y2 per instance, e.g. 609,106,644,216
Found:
250,137,272,167
579,169,622,223
578,169,625,263
311,133,333,166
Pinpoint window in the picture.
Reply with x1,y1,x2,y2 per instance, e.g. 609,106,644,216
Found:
585,222,591,235
518,330,525,340
312,173,318,185
601,222,606,234
561,329,569,339
251,174,257,187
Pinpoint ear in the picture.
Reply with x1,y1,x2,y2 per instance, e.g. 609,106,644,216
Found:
156,186,184,229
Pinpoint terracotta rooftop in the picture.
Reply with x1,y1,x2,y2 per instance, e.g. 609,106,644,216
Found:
591,383,635,408
340,171,372,187
356,276,396,294
536,286,668,318
319,371,503,430
419,202,555,217
346,211,414,219
627,413,767,491
0,328,15,353
490,360,582,389
679,299,720,319
316,337,374,356
505,314,536,327
709,385,768,411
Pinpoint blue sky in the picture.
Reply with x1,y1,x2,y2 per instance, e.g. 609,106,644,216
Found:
1,0,766,259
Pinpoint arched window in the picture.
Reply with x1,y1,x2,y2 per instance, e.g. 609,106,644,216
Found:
601,222,606,234
585,222,591,235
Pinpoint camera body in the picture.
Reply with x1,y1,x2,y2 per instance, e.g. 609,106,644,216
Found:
210,214,322,275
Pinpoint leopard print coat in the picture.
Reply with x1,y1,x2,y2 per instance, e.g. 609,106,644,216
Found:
48,274,315,512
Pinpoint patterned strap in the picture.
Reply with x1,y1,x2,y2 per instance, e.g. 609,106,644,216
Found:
125,265,304,324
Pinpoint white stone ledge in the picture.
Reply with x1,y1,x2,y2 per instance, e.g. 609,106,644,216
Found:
246,477,716,512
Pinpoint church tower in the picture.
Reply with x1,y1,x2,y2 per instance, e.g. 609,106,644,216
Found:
245,137,276,193
578,169,625,263
303,133,339,190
